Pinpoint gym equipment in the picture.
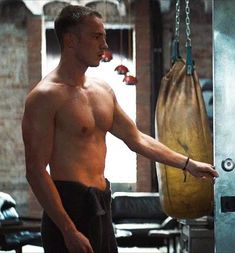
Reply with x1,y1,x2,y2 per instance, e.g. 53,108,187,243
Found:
155,0,213,219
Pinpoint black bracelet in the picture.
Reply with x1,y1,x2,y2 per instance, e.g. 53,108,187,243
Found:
183,157,190,171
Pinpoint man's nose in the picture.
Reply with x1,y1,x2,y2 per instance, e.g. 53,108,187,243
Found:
101,38,108,50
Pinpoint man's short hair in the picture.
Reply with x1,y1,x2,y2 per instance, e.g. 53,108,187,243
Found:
54,5,102,49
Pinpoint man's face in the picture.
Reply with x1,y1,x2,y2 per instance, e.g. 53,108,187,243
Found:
72,16,108,67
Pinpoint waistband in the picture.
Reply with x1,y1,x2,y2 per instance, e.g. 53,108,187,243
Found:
53,178,111,216
53,178,110,193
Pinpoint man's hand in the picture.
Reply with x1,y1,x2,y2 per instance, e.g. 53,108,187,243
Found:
186,159,219,179
63,229,94,253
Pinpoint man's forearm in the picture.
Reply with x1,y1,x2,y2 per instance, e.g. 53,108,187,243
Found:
130,132,188,169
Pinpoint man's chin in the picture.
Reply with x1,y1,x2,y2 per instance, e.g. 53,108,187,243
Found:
90,62,100,68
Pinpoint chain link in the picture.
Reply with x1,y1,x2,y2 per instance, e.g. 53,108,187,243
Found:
175,0,181,41
185,0,191,46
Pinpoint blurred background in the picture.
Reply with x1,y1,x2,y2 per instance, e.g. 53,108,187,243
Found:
0,0,212,214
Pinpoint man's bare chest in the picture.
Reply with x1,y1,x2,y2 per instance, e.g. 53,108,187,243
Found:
55,90,114,136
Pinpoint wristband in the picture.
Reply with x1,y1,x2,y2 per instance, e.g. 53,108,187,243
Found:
183,157,190,171
183,157,190,183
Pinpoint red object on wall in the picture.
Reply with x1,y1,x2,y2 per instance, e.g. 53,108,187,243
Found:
114,64,129,75
123,75,138,85
101,50,113,62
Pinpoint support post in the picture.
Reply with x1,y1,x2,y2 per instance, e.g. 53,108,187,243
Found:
214,1,235,252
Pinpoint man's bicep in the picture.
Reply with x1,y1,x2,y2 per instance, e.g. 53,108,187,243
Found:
22,102,55,170
110,103,139,145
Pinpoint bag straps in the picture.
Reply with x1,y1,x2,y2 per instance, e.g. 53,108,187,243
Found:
171,0,194,75
171,0,181,64
185,0,194,75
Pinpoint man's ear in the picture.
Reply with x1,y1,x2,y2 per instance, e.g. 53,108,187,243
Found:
63,33,77,48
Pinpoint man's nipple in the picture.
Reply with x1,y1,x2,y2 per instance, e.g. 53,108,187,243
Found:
81,126,88,134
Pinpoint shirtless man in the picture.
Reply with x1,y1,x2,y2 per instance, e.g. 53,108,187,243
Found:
22,5,218,253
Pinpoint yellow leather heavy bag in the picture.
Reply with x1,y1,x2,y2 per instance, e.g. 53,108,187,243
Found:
155,59,213,219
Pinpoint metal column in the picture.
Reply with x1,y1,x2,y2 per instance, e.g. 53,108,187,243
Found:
214,1,235,252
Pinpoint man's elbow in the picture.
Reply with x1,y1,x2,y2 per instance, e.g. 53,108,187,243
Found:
25,166,44,183
125,136,142,153
25,167,36,184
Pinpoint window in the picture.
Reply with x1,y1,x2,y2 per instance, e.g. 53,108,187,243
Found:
43,28,136,184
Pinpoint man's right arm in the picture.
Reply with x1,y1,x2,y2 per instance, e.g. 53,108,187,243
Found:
109,93,218,179
22,89,93,253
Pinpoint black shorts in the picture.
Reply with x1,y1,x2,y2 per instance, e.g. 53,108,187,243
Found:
41,179,118,253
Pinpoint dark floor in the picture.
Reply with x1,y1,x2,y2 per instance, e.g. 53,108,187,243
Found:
0,245,169,253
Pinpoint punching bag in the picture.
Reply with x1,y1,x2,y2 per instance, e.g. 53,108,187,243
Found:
155,58,213,219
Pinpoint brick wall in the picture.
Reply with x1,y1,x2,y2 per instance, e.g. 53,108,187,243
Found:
0,2,42,211
0,2,30,207
135,0,153,192
162,0,212,78
26,14,43,213
27,15,42,90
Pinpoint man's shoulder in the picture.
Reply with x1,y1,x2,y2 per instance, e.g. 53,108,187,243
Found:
87,76,107,86
87,76,114,95
25,79,66,112
31,79,63,95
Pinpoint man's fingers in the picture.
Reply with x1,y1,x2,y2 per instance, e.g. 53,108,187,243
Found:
210,166,219,177
203,165,219,178
201,168,219,179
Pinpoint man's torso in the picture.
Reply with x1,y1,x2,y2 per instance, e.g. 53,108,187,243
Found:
33,75,115,189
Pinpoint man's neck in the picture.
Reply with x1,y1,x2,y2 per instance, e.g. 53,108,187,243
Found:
56,57,87,88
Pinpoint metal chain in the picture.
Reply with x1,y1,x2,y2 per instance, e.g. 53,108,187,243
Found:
175,0,181,41
185,0,191,46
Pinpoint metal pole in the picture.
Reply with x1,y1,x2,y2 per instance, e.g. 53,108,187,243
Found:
214,0,235,252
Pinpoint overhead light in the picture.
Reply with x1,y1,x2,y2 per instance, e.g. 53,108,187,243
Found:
114,64,129,75
123,74,137,85
101,50,113,62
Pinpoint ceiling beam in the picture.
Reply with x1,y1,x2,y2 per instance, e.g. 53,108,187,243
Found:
21,0,212,16
22,0,124,16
